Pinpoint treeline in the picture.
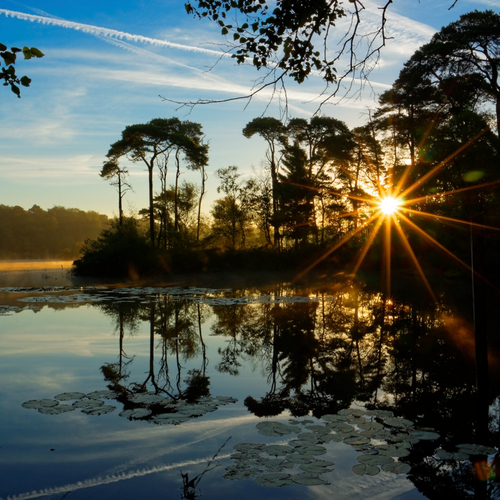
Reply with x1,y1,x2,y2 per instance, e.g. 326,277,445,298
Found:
74,10,500,278
0,205,109,259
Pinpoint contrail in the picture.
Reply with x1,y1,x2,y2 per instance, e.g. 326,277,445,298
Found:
0,454,231,500
0,9,225,57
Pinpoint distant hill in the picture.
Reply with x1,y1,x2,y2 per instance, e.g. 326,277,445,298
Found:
0,204,109,259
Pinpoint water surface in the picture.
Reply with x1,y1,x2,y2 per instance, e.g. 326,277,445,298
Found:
1,281,498,499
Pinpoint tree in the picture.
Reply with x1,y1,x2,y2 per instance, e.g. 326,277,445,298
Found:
398,10,500,143
243,117,287,247
106,118,208,246
277,144,316,248
153,181,199,249
0,43,44,97
100,160,132,226
184,1,461,105
211,166,253,249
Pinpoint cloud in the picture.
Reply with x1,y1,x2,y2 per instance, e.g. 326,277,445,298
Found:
0,9,226,57
0,155,100,180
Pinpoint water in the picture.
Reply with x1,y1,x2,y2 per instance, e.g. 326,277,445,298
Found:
0,281,498,500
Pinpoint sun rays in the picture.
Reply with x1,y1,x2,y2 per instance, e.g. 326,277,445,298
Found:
292,126,500,301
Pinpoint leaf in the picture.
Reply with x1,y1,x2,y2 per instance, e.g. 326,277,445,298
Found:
22,399,58,409
221,27,229,35
22,47,32,60
2,51,16,65
292,473,328,485
30,47,44,58
352,464,380,476
381,462,411,474
82,405,116,415
254,472,292,488
54,392,86,401
10,83,20,97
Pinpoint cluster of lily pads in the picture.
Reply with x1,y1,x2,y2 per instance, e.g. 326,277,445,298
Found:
3,285,333,308
224,407,497,487
22,390,237,425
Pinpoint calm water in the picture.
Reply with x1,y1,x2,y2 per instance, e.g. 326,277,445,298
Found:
0,281,498,500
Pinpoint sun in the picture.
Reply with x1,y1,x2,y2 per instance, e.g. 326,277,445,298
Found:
379,196,401,215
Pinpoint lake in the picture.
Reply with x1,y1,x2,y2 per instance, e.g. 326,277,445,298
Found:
0,277,498,500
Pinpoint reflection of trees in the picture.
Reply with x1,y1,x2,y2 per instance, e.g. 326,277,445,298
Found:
207,284,499,448
96,300,144,385
96,296,211,410
406,449,500,500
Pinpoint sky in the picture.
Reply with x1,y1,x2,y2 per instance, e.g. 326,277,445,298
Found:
0,0,499,220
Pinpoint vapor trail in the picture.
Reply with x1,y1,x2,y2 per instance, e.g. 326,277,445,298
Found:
0,454,231,500
0,9,224,57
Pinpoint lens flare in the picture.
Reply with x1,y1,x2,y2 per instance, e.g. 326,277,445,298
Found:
379,196,401,215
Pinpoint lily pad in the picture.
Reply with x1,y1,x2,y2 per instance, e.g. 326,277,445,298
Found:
322,414,348,423
292,473,328,485
54,392,86,401
153,414,190,425
87,390,115,400
119,408,151,419
304,425,330,434
38,405,75,415
130,393,165,404
384,417,414,428
295,445,327,456
224,469,258,480
352,464,380,476
357,454,394,466
82,405,116,415
358,421,383,431
265,445,294,456
254,472,293,488
382,462,411,474
343,436,371,446
256,421,300,437
73,399,104,409
22,399,58,409
411,430,440,441
233,443,266,453
286,455,313,464
296,433,320,443
436,449,454,460
378,446,410,458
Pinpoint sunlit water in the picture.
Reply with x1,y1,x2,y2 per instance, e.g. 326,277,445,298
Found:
0,282,498,500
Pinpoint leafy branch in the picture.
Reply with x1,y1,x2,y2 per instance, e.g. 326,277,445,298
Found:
0,43,44,98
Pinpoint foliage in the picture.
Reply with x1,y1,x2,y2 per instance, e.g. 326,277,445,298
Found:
210,166,256,250
72,218,165,278
83,10,500,280
106,118,209,246
397,10,500,137
184,1,463,106
100,160,131,226
0,204,108,259
0,43,44,97
153,180,199,250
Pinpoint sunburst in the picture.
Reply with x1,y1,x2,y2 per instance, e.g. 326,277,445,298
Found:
292,126,500,301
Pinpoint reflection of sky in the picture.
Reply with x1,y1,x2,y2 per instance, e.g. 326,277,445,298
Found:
0,298,427,500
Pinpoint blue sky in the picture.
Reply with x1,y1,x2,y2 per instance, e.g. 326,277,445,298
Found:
0,0,498,219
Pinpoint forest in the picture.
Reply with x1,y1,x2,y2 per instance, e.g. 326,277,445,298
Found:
70,10,500,280
0,204,109,259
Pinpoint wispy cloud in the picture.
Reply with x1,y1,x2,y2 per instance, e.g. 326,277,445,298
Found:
0,9,226,57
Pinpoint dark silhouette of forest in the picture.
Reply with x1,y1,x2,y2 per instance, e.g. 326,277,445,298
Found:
0,204,109,259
